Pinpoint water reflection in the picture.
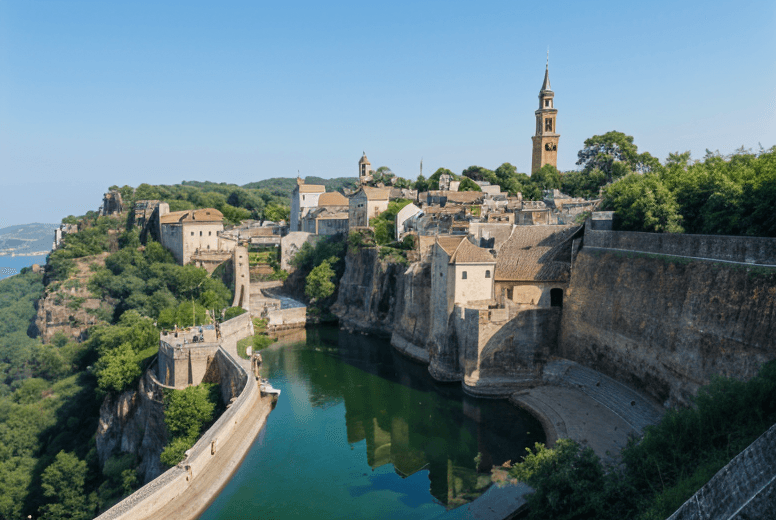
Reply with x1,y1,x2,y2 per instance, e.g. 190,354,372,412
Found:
263,327,544,508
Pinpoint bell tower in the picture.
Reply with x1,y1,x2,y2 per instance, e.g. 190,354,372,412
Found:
531,56,559,173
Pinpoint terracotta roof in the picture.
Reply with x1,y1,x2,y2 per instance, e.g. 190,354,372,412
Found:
449,239,495,264
360,186,392,201
160,208,224,224
298,184,326,194
317,192,349,206
436,236,465,256
494,225,580,282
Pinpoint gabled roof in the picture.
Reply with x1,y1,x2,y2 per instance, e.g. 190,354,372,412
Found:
318,192,349,206
160,208,224,225
354,186,392,201
449,238,495,264
298,184,326,194
495,225,580,282
436,236,465,256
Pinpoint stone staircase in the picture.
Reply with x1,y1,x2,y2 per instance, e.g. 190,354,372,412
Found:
542,359,664,433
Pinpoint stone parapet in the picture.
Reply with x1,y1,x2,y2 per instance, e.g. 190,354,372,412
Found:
584,228,776,265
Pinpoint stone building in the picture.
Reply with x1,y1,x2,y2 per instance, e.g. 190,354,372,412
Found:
494,225,581,307
160,208,232,265
395,203,422,240
290,178,326,231
301,191,350,235
358,152,373,184
349,186,392,228
530,62,559,173
100,190,124,216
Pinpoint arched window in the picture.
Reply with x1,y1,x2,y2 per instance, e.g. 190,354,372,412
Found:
551,288,564,308
485,270,491,278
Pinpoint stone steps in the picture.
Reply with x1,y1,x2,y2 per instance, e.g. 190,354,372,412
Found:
543,359,663,433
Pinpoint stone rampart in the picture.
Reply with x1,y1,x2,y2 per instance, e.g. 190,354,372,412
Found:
584,229,776,265
667,422,776,520
95,345,268,520
559,244,776,407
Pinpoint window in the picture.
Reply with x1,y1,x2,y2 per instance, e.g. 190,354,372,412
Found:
545,99,550,107
200,231,202,236
302,195,305,201
209,231,211,236
545,118,553,132
462,271,467,279
485,270,491,278
191,231,194,236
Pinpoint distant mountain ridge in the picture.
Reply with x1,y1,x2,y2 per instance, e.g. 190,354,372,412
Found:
0,222,58,256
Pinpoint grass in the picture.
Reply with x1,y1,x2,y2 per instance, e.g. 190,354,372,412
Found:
236,332,277,359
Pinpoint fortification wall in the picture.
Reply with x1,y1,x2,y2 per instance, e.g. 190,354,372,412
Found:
231,246,250,310
560,233,776,407
667,423,776,520
95,345,269,520
584,229,776,265
266,306,306,332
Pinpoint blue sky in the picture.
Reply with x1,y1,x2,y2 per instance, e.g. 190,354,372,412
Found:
1,0,774,226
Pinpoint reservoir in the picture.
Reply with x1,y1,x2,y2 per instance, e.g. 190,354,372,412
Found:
200,326,544,519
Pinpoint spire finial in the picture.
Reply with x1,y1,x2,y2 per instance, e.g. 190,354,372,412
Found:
546,47,549,69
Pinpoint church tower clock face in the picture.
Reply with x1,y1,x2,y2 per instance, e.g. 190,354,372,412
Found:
531,58,559,174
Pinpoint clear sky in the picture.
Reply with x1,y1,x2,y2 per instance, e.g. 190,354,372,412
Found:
1,0,774,226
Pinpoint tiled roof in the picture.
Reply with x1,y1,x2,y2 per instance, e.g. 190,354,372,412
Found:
494,225,580,282
449,238,495,264
318,192,349,206
160,208,224,224
298,184,326,194
436,236,465,256
360,186,392,200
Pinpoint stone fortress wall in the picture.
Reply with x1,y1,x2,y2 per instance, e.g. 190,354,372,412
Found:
96,309,266,519
560,229,776,407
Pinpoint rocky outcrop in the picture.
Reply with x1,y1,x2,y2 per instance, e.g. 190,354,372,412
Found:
96,371,167,484
333,248,433,359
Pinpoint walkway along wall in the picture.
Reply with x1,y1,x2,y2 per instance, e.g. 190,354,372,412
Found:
559,229,776,407
96,313,269,520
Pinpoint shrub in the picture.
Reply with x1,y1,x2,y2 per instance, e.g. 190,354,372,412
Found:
223,306,247,321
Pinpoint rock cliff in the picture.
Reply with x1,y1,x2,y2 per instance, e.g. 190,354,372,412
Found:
333,248,433,359
96,371,167,484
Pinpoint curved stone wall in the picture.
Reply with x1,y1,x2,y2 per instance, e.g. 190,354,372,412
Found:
94,346,270,520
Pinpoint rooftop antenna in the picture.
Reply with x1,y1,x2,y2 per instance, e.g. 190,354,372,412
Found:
420,158,423,178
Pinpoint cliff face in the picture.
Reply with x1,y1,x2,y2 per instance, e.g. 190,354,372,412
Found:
559,249,776,407
333,249,433,355
96,371,167,484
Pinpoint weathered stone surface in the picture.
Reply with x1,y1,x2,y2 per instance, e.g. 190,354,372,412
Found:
559,249,776,407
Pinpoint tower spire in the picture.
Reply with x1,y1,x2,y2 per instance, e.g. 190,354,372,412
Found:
542,50,552,91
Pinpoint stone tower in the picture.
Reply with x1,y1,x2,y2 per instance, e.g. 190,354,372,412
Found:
530,62,559,173
358,152,373,184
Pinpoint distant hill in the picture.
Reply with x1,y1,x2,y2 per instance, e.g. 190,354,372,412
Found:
242,177,358,198
0,223,58,256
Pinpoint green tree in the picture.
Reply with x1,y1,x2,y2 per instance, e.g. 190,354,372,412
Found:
94,342,142,394
602,173,684,233
531,164,562,191
39,451,95,520
427,168,456,190
576,131,660,180
305,260,336,301
264,203,290,223
414,173,429,192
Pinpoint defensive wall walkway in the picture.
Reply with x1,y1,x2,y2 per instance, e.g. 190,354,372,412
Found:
95,313,273,520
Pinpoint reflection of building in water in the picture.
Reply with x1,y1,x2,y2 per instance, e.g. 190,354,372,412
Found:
292,329,544,507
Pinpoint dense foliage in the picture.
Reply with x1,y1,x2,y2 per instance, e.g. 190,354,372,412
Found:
510,361,776,520
159,383,222,466
290,234,347,316
369,199,413,245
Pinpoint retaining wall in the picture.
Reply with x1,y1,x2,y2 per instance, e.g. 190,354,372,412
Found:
95,345,266,520
667,423,776,520
560,233,776,407
266,306,307,332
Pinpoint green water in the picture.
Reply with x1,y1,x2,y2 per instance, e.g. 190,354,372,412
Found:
199,327,544,519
